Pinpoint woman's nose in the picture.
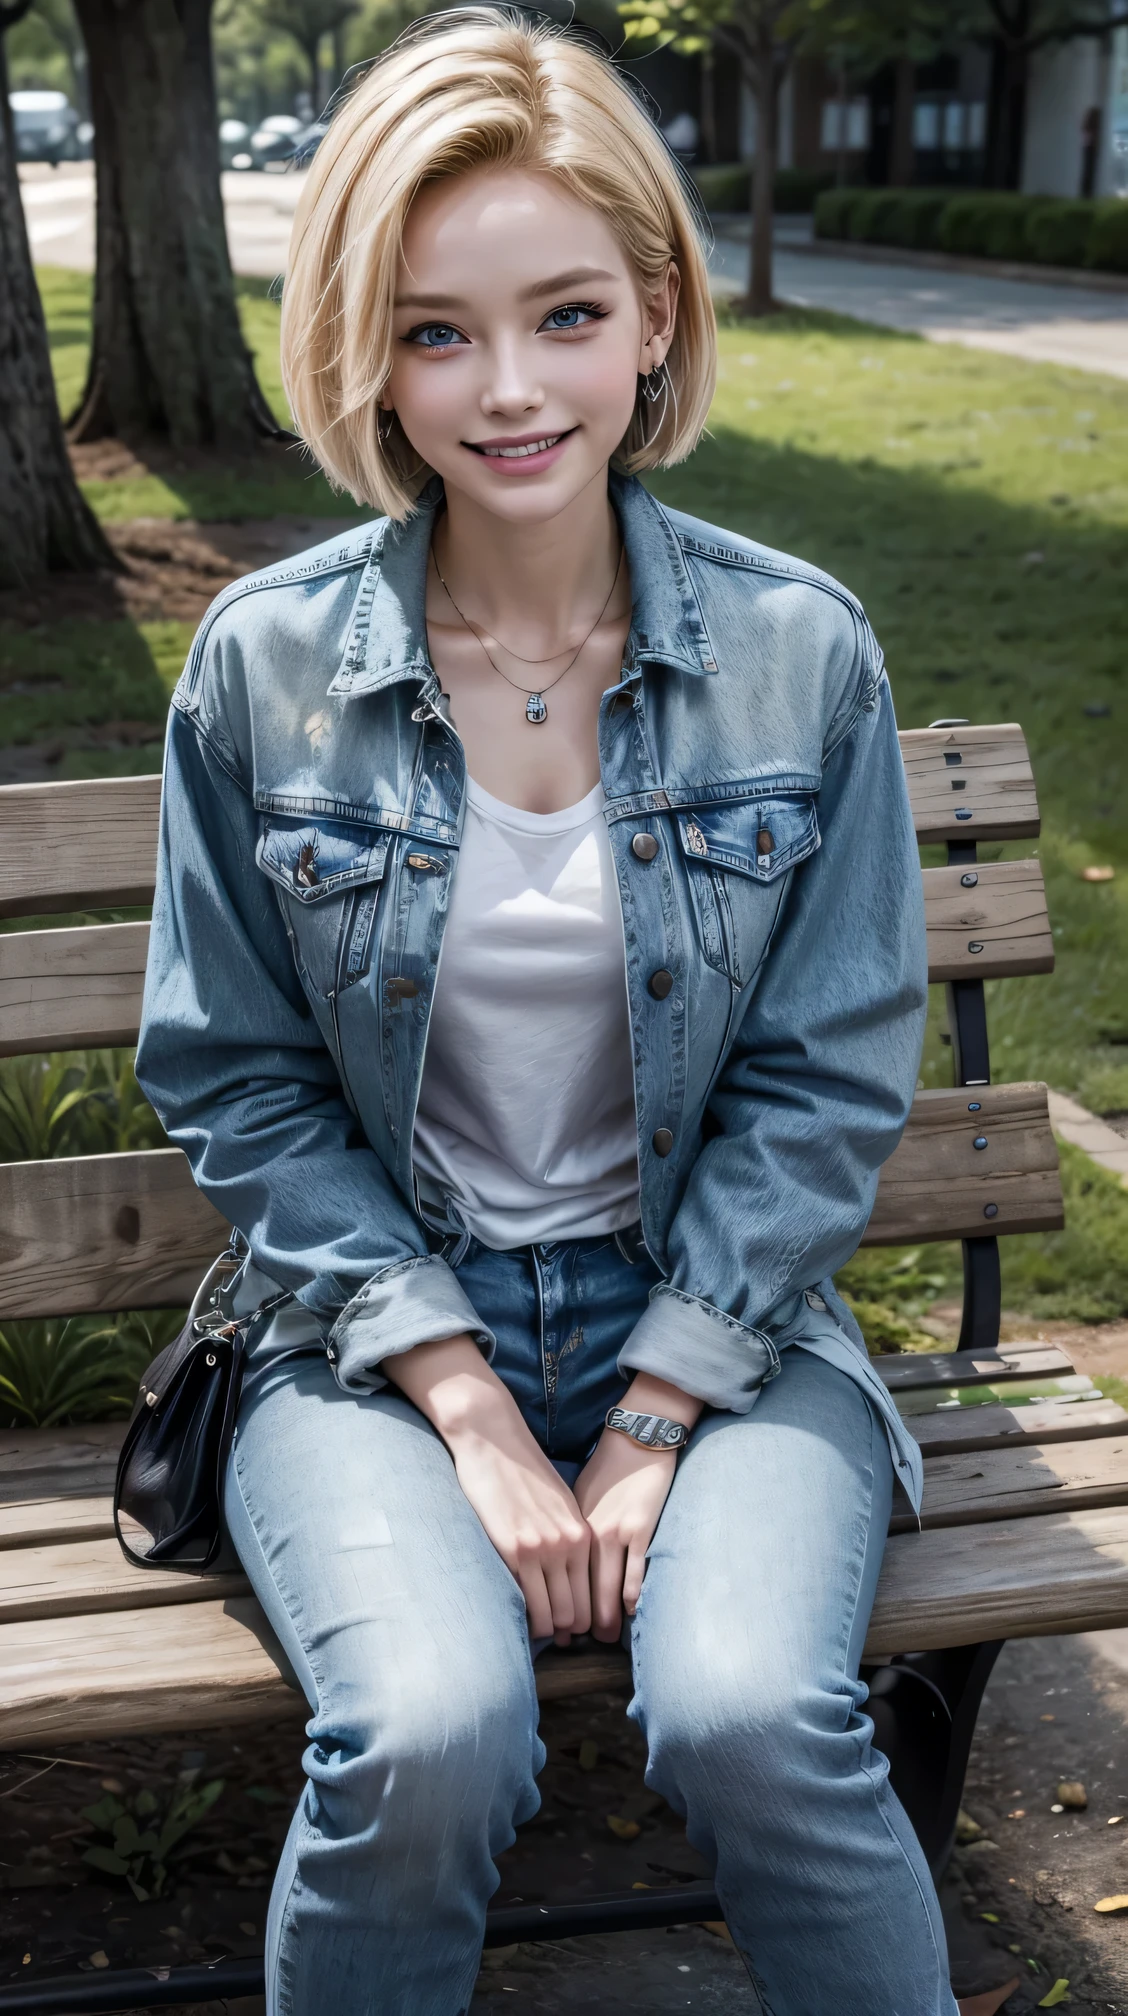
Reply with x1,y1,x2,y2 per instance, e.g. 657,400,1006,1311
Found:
480,338,544,418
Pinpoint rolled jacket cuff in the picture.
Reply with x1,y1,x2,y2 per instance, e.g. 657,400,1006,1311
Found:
617,1284,781,1414
327,1254,495,1395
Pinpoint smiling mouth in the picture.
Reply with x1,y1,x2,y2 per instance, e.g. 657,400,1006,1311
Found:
467,430,574,459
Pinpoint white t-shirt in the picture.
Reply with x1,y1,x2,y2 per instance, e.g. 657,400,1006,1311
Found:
412,776,641,1249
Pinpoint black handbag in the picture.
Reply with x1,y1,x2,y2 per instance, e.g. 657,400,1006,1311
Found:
114,1239,291,1573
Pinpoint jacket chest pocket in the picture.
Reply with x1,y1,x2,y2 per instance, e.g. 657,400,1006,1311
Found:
675,794,820,985
256,818,390,1003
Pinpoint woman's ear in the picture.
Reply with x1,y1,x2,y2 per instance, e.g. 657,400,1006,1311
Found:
638,261,681,375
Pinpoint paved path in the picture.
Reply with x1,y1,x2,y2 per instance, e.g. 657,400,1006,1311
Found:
20,162,1128,378
711,225,1128,379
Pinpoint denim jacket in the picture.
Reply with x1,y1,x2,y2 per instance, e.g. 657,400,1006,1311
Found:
136,472,928,1507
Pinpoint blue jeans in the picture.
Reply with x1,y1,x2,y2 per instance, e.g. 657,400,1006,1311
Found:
224,1230,957,2016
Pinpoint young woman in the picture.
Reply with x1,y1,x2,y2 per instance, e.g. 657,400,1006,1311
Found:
137,13,952,2013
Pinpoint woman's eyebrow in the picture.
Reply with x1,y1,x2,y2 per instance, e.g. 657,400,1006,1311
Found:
519,267,618,301
394,268,618,311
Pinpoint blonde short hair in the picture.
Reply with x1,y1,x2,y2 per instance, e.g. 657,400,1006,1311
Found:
281,7,717,517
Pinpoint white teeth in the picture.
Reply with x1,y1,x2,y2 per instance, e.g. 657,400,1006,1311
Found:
480,436,561,458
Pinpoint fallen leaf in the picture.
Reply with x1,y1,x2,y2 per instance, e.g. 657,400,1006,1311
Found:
1038,1982,1070,2008
1057,1781,1087,1809
980,1911,999,1923
956,1809,985,1844
90,1951,109,1969
631,1882,650,1891
21,1956,29,1967
704,1920,734,1943
99,1779,124,1794
1095,1895,1128,1913
1008,1810,1026,1820
957,1980,1021,2016
1108,1817,1123,1827
578,1738,599,1772
1081,867,1114,883
606,1815,640,1840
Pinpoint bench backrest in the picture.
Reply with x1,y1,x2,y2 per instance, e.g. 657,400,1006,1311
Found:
0,722,1062,1322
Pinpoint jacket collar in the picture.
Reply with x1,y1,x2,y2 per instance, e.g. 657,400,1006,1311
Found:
327,470,717,699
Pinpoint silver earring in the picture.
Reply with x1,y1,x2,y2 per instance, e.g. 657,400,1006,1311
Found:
640,364,667,405
377,407,395,444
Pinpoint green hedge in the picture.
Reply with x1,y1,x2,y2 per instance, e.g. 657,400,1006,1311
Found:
692,164,834,215
813,184,1128,275
1086,199,1128,272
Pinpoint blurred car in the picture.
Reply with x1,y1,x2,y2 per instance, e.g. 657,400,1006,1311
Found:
290,120,328,167
9,90,80,166
248,114,304,169
219,117,250,169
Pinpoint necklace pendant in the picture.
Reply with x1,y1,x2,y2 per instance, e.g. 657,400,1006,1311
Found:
525,692,548,725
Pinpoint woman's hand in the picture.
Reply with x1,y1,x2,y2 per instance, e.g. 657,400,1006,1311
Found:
384,1333,591,1644
574,1375,704,1641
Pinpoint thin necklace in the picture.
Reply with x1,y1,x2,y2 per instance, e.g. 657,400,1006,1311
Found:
430,545,624,726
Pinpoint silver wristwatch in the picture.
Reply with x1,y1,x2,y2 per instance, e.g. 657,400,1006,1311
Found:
605,1406,689,1451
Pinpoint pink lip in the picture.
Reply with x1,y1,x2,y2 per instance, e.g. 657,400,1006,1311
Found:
463,428,575,476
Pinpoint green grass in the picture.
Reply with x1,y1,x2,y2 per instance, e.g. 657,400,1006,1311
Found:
5,280,1128,1366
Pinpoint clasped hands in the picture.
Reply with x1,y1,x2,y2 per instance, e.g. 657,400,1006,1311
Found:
385,1334,702,1644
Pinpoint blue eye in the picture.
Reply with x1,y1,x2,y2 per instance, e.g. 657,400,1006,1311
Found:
408,323,467,349
542,302,604,332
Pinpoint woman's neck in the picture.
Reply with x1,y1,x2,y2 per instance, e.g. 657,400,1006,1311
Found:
433,464,624,649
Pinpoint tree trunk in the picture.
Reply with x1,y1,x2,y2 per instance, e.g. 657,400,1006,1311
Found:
889,53,915,186
746,28,776,316
700,48,716,166
69,0,280,448
985,24,1029,190
0,32,116,585
301,31,322,113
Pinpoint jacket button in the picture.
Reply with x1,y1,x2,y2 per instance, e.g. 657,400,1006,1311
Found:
651,1128,674,1157
648,968,674,999
631,832,659,862
756,827,774,855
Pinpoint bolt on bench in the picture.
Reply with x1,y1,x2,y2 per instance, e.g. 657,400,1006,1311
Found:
3,721,1128,2013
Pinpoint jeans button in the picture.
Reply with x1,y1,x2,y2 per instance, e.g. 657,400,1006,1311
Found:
648,968,674,999
651,1128,674,1157
631,832,659,862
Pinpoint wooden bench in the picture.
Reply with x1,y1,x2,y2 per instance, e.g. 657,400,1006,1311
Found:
3,719,1126,2012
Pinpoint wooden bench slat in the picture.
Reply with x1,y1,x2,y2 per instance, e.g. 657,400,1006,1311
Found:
906,1396,1128,1454
0,1498,116,1550
0,1425,121,1502
0,1083,1064,1321
875,1343,1074,1392
892,1436,1128,1533
922,859,1053,984
0,859,1056,1060
899,722,1040,845
863,1081,1063,1247
0,1149,227,1317
0,777,162,920
16,1420,1128,1563
0,1600,631,1748
867,1504,1128,1654
0,1536,247,1625
0,1598,300,1746
0,923,149,1058
0,734,1038,924
6,1503,1128,1746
